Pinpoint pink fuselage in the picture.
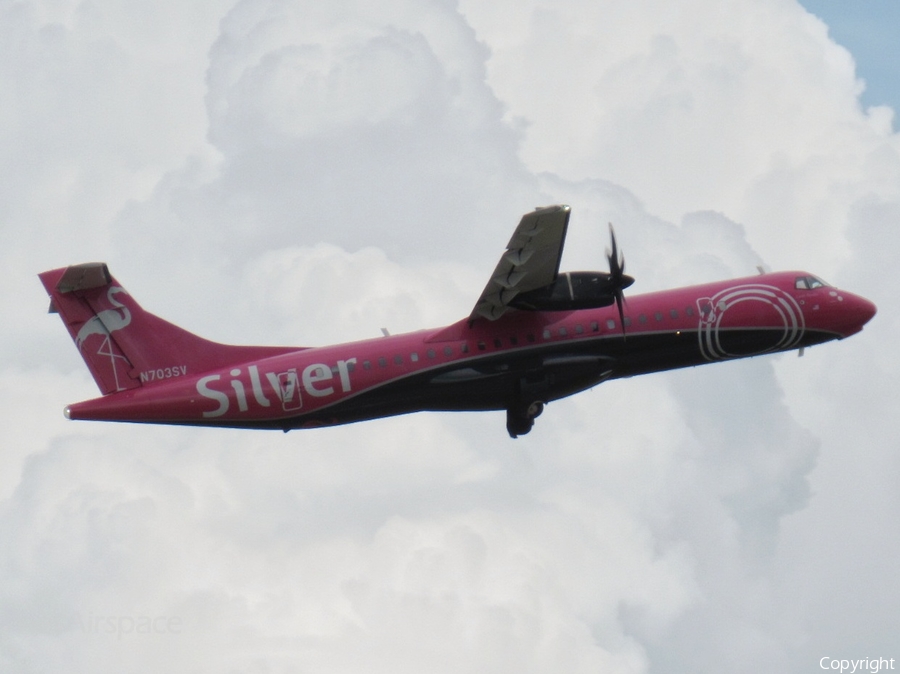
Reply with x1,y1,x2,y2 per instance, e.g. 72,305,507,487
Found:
65,271,877,430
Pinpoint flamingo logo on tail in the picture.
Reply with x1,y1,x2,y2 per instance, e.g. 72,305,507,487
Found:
75,286,133,391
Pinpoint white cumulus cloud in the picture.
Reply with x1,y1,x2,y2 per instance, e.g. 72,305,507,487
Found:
1,1,897,673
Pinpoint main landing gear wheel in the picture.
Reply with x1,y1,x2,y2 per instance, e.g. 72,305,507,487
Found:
506,401,544,439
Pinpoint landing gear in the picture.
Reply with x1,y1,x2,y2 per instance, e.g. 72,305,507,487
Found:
506,401,544,438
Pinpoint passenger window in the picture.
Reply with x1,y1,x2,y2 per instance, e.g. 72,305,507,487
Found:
461,343,469,353
494,338,502,348
575,324,584,334
623,317,631,327
543,329,552,339
378,357,388,368
443,346,453,357
558,327,567,337
590,321,599,332
670,309,679,319
639,314,648,324
426,349,436,359
393,355,403,365
510,335,518,345
655,311,663,322
363,360,372,370
410,352,419,362
606,319,616,330
527,333,536,343
477,341,486,350
685,306,694,317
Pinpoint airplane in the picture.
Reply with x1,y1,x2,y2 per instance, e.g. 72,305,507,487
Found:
38,205,877,438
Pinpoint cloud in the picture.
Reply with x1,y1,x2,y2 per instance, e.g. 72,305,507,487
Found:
194,0,537,261
0,0,222,264
460,0,900,271
2,0,898,672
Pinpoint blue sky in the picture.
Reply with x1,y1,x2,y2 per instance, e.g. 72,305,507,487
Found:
800,0,900,115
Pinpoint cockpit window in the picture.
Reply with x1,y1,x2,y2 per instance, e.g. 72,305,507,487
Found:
795,275,829,290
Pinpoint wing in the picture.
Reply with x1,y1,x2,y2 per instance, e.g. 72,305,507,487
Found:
470,205,571,321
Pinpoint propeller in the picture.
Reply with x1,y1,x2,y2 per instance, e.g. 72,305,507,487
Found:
606,223,633,336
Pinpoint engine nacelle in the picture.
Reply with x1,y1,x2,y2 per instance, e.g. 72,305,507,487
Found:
508,271,634,312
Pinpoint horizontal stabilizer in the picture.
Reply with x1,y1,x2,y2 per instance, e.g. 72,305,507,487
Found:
56,262,111,292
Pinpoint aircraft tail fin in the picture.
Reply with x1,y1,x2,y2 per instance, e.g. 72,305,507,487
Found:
39,263,296,395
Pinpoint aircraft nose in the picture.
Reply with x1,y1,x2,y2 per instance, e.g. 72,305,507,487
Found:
856,294,877,325
839,292,877,337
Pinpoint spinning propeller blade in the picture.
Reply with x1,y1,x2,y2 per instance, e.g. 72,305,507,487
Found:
606,223,633,336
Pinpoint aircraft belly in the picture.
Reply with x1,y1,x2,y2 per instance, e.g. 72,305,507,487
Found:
265,327,839,431
608,327,839,378
281,346,617,428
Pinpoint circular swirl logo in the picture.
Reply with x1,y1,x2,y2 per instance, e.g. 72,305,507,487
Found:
697,284,805,361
